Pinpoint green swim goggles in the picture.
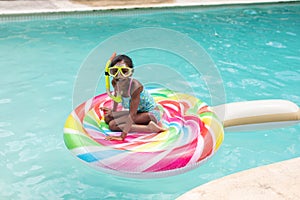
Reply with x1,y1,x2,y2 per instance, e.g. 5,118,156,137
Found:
108,64,133,77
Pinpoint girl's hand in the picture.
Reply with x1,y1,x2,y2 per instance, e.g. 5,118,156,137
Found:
105,135,124,141
99,107,112,115
109,52,116,61
99,107,111,111
105,132,127,141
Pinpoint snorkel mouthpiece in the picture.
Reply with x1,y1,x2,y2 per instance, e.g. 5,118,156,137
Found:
105,55,122,103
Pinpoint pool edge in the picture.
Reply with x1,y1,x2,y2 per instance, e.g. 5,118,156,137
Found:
176,157,300,200
0,0,299,16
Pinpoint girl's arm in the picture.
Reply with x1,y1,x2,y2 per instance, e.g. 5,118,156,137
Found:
112,101,118,112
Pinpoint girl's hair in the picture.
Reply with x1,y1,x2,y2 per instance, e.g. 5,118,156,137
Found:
110,54,133,68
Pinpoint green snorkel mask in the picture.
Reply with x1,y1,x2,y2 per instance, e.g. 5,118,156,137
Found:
105,56,122,103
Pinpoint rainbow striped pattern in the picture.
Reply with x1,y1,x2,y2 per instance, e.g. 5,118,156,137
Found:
63,87,224,178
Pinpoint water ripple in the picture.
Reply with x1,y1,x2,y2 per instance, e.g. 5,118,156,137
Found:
219,60,247,70
0,122,11,127
0,129,14,138
285,56,300,61
275,71,300,81
0,99,11,104
266,41,287,48
46,80,68,87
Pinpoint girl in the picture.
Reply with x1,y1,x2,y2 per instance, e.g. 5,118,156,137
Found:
101,53,165,141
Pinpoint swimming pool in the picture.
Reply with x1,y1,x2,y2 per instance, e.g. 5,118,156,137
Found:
0,2,299,199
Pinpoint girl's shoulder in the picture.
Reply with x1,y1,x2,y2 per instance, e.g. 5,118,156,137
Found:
131,78,142,86
130,78,143,95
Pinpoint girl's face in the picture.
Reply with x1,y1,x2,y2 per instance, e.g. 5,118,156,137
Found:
109,61,133,80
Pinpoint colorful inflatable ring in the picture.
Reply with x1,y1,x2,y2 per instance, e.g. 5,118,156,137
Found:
63,87,224,178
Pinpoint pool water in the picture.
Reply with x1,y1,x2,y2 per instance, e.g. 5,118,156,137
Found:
1,3,300,199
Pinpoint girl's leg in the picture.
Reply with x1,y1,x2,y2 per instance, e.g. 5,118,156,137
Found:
117,121,165,133
104,110,129,124
132,113,166,132
109,112,165,133
108,114,130,131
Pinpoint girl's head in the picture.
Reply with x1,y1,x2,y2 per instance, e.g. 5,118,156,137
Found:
109,54,133,78
110,54,133,69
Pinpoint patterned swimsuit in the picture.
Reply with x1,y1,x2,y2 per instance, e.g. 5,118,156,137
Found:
120,78,162,122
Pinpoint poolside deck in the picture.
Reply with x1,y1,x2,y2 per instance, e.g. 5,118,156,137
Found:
177,157,300,200
0,0,298,14
1,0,299,200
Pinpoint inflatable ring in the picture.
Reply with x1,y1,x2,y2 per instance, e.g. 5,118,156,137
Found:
63,87,224,178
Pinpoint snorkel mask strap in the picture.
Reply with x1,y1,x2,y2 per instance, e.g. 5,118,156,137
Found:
105,53,122,103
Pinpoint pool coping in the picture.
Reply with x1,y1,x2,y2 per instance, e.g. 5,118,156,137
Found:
0,0,299,16
177,157,300,200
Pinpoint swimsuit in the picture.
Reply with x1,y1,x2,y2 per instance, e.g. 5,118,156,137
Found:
120,78,162,122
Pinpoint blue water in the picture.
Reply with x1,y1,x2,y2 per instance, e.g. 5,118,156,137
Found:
1,3,300,199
